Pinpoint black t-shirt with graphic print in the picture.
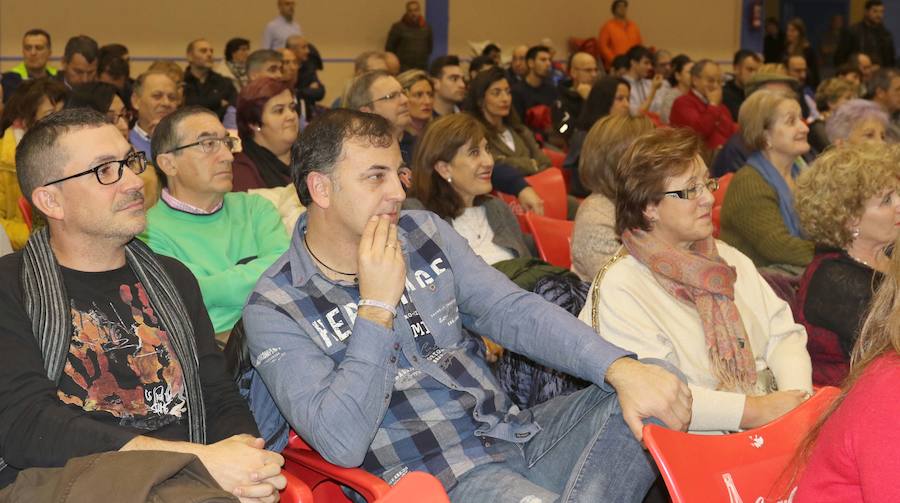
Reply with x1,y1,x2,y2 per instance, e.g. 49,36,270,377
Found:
0,250,259,488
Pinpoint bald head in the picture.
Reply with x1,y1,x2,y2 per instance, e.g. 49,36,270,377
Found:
286,34,310,63
384,51,400,75
569,52,599,87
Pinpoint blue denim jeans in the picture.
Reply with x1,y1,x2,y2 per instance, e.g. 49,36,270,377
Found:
446,384,658,503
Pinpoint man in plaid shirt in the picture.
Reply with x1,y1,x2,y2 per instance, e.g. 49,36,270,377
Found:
244,109,691,502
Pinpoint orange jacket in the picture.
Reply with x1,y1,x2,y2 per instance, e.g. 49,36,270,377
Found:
599,18,642,68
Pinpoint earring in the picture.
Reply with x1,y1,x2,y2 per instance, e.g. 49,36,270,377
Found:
254,126,261,132
852,228,860,239
447,176,452,183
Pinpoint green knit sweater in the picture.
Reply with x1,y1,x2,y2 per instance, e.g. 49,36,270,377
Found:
139,192,290,333
719,165,814,268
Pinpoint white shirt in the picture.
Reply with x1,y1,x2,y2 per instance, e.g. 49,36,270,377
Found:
578,241,812,432
451,206,515,265
498,128,516,152
624,75,652,115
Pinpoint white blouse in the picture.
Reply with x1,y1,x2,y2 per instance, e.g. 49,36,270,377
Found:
452,206,515,265
578,241,812,432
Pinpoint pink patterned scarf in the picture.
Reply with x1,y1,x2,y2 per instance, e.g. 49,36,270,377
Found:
622,229,758,393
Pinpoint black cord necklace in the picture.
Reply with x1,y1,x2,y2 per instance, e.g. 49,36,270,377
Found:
304,232,357,277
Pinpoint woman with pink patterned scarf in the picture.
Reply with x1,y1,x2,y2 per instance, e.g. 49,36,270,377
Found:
577,127,813,432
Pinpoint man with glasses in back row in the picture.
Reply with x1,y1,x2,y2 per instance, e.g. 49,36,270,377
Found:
0,108,285,501
140,106,289,345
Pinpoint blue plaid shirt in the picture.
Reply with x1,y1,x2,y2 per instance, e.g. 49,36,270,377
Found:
243,210,630,490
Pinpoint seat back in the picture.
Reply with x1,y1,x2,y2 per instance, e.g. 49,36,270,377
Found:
493,191,529,233
280,470,315,502
18,196,32,231
525,213,574,269
711,173,734,237
642,386,840,503
525,167,567,220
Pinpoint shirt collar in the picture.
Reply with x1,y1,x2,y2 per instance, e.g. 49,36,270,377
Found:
691,89,710,104
160,188,224,215
132,124,151,142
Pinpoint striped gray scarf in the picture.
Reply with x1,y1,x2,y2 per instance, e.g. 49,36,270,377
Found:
19,228,207,441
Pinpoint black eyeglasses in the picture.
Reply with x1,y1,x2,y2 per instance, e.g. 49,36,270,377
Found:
662,178,719,200
163,135,240,155
43,151,147,187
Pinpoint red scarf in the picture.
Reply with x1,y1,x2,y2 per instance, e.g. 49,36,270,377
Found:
622,229,758,392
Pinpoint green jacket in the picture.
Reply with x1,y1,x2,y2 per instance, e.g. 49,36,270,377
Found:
719,165,814,268
8,62,57,79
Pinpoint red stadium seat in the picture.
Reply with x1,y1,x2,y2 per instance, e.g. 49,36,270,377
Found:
642,386,840,503
282,431,449,502
524,213,574,268
525,167,568,220
18,195,32,231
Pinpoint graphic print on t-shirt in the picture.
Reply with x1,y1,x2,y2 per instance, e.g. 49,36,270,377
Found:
57,280,186,430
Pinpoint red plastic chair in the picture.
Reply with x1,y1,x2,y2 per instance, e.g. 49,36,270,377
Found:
282,432,449,502
525,167,567,220
280,469,315,502
642,386,840,503
493,191,529,234
17,196,32,231
711,173,734,238
524,213,574,268
541,148,566,169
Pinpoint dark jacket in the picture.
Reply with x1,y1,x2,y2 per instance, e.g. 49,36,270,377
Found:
183,67,238,120
722,79,745,123
385,19,433,71
836,20,896,67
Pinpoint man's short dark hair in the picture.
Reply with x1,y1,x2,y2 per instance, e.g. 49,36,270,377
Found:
225,38,250,62
469,55,494,76
291,109,394,206
15,108,107,206
246,49,283,74
98,56,129,79
611,54,630,72
733,49,761,67
865,0,884,10
867,67,899,97
63,35,99,64
23,28,51,48
611,0,627,14
428,55,460,79
150,106,219,186
66,82,120,116
525,45,550,62
626,45,651,64
481,43,501,57
99,43,128,61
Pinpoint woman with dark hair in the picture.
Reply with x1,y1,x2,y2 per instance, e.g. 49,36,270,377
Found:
0,78,67,249
579,127,812,432
650,54,693,124
66,82,130,139
217,37,250,92
785,18,819,88
462,67,550,177
563,76,631,196
232,77,299,191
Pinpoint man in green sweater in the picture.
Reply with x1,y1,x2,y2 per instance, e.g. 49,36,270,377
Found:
140,106,289,343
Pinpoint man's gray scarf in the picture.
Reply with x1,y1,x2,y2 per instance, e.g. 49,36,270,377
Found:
19,228,207,443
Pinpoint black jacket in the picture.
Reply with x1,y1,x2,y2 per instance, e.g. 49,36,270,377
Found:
183,67,237,120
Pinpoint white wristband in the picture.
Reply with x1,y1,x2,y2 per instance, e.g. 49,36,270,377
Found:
358,299,397,317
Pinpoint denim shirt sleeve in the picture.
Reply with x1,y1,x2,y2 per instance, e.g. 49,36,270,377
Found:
244,302,401,467
428,213,633,386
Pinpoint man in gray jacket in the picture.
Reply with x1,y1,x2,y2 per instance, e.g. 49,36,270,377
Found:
244,108,691,502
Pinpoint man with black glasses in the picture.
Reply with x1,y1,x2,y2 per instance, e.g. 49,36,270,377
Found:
141,106,289,344
0,108,285,500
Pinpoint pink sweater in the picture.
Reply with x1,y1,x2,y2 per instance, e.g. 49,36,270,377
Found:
796,353,900,502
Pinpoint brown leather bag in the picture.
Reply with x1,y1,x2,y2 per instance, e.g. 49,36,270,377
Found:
0,450,238,503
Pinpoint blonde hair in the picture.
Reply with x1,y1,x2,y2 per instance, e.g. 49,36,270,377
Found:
738,88,798,151
795,143,900,248
396,69,431,92
579,114,653,199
